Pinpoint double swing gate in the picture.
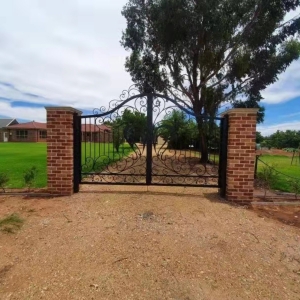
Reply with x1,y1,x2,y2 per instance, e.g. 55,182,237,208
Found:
73,86,228,194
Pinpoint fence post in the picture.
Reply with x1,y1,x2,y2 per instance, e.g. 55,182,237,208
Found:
219,115,228,198
45,107,82,195
221,108,259,203
254,155,260,179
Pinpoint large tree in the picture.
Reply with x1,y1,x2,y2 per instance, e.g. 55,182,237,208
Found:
121,0,300,162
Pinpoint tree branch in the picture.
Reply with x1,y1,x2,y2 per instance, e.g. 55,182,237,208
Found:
203,1,262,85
207,73,228,89
166,86,193,109
276,13,300,29
224,76,254,100
167,62,194,103
181,59,193,88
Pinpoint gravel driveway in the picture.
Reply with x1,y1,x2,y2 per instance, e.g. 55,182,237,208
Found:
0,186,299,300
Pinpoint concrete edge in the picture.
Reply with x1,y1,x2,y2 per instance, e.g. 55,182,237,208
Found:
45,106,82,115
220,108,259,117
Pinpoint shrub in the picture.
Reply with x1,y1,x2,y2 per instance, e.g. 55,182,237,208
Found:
0,172,9,192
23,166,38,191
289,179,300,200
257,164,279,198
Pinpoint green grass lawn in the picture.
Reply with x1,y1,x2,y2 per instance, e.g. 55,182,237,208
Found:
0,143,47,189
0,142,133,189
81,143,134,173
257,154,300,192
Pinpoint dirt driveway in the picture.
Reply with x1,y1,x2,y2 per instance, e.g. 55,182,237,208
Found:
0,186,300,300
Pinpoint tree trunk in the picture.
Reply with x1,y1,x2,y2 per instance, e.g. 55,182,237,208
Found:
197,118,209,164
200,132,209,164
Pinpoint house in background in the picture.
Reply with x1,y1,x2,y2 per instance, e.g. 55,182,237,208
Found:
0,118,19,142
0,118,113,143
81,124,112,142
6,121,47,142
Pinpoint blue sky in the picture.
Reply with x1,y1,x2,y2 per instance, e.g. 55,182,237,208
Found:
0,0,300,136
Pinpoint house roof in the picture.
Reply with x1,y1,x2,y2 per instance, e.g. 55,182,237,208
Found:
81,124,112,132
0,118,17,128
7,121,47,130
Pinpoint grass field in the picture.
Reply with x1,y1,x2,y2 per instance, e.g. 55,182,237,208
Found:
81,143,134,172
257,154,300,192
0,142,133,189
1,143,298,191
0,143,47,189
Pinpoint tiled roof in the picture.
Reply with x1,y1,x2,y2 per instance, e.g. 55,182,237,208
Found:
7,121,46,130
81,124,112,132
0,118,16,128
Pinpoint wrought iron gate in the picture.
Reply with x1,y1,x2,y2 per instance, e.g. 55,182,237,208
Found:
73,86,228,192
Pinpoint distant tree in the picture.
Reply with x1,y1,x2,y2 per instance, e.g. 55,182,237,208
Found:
262,130,300,149
261,139,272,150
256,131,264,144
158,110,198,149
121,0,300,162
112,109,147,151
158,110,219,155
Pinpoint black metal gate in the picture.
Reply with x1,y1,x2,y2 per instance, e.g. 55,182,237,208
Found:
73,86,228,193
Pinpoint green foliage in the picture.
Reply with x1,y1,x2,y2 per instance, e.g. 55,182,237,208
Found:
260,139,272,150
112,109,147,152
256,131,264,144
257,164,279,198
158,110,198,149
0,213,24,234
112,123,125,153
289,179,300,199
121,0,300,121
23,166,38,190
263,130,300,149
158,110,220,151
0,172,9,192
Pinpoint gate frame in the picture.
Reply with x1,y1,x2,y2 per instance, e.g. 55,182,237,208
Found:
74,91,226,190
46,100,257,203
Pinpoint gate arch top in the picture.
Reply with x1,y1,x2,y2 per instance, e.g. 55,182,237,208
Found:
75,85,225,188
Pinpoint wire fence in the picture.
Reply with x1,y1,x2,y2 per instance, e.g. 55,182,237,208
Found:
255,156,300,181
254,155,300,199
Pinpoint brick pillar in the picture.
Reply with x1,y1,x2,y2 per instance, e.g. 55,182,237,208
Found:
45,107,82,195
222,108,258,203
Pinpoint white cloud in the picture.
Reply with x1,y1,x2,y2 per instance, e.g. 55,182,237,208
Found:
0,0,132,114
261,7,300,105
261,61,300,104
258,120,300,136
281,111,300,118
0,101,46,122
0,0,299,121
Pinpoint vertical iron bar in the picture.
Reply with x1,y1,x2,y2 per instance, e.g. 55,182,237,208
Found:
146,93,153,185
219,114,228,198
254,155,259,179
84,118,87,165
89,117,92,159
98,124,101,157
93,118,96,158
73,113,81,193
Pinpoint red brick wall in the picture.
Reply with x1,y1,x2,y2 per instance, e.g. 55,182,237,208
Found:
0,129,4,142
46,107,82,195
224,108,258,203
5,129,47,142
9,129,38,142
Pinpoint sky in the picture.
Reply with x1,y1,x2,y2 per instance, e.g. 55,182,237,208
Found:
0,0,300,136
